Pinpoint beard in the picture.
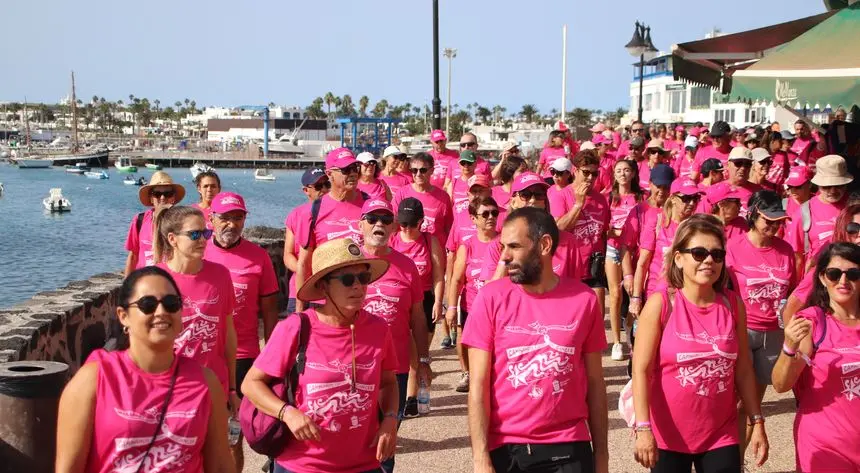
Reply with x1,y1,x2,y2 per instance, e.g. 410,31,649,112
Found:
218,228,241,247
506,245,543,285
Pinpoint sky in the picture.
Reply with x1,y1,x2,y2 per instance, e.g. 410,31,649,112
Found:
1,0,825,114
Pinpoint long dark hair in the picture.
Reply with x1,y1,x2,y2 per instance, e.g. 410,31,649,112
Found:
807,242,860,312
610,159,643,206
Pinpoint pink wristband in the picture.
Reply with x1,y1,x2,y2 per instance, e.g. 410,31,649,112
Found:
782,343,797,356
635,421,651,427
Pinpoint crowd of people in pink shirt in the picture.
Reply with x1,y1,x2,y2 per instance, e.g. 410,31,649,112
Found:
51,118,860,473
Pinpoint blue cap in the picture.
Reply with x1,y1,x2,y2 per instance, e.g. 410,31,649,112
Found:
650,164,675,186
301,167,326,186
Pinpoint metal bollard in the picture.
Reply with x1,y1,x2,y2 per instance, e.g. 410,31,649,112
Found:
0,361,69,473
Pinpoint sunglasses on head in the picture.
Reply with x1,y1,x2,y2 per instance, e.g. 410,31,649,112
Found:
311,180,332,192
335,163,360,174
515,189,547,201
363,214,394,225
460,142,478,148
731,160,753,168
578,168,599,178
127,294,183,314
550,169,569,176
675,193,701,204
151,190,175,199
326,270,372,287
477,209,500,219
679,247,726,263
411,167,430,175
180,229,214,241
823,267,860,283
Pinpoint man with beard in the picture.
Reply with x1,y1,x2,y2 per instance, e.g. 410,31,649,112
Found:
463,207,609,473
204,192,279,473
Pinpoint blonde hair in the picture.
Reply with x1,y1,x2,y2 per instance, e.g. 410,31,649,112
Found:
152,205,204,263
664,214,728,290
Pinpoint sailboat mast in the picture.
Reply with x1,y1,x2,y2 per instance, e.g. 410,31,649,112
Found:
71,71,79,153
24,99,31,147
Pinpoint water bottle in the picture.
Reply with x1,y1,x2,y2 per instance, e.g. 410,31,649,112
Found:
777,299,787,329
417,380,431,415
228,415,241,446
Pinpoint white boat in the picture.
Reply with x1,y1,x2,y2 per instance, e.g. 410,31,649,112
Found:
0,182,5,197
85,170,109,179
254,168,276,181
114,156,137,173
190,162,215,179
65,165,86,174
123,176,145,186
14,157,52,168
43,188,71,212
266,134,304,154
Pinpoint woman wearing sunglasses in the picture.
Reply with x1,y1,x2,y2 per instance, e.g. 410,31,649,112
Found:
242,238,400,473
153,206,239,416
447,196,499,393
782,166,815,217
632,215,769,472
379,146,412,196
56,266,234,473
772,242,860,472
638,140,670,191
391,152,453,246
760,131,789,189
357,152,393,201
192,170,222,230
124,171,186,276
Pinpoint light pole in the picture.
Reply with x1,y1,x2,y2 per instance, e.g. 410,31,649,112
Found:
625,21,658,122
431,0,441,130
443,47,457,137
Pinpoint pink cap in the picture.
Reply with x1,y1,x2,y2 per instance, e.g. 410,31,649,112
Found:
671,178,702,196
674,125,686,132
511,172,549,193
430,129,447,142
699,126,711,135
554,120,569,132
592,134,611,146
361,198,394,216
325,147,357,170
590,123,606,133
210,192,247,214
707,184,741,204
688,127,701,137
785,166,814,187
467,174,491,189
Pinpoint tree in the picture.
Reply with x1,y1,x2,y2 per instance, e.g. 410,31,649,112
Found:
371,99,389,118
306,97,325,119
520,104,539,123
568,108,593,127
476,106,491,123
358,96,369,117
324,92,336,115
338,94,356,117
189,100,196,114
153,99,160,119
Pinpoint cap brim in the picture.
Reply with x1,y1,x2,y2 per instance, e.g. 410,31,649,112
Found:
760,210,790,221
297,258,389,302
811,175,854,187
362,208,394,217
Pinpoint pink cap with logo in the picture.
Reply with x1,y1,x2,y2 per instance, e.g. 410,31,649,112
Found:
430,129,447,142
361,198,394,216
785,166,815,187
512,172,550,193
688,127,701,137
467,174,491,189
210,192,248,214
671,178,702,196
325,147,357,170
590,123,607,133
674,125,686,132
707,184,741,204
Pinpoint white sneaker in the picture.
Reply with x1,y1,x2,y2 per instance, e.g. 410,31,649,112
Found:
455,372,470,392
611,343,626,361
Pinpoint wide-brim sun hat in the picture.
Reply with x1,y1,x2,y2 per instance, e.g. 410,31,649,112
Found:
138,171,186,206
811,154,854,187
297,238,389,302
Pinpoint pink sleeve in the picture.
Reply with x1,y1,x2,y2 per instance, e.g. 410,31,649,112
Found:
381,328,398,372
460,288,493,352
445,225,458,253
124,216,138,252
391,189,403,213
786,215,804,253
620,205,640,248
565,244,582,280
639,209,659,251
548,189,568,219
476,160,491,176
791,270,816,305
581,292,608,354
480,240,502,280
253,316,300,378
260,253,280,296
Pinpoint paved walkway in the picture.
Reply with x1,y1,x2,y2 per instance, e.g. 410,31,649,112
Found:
244,325,799,473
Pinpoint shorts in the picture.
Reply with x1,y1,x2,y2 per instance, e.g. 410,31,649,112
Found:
490,441,594,473
235,358,255,399
747,328,784,385
458,307,469,327
422,290,436,333
652,445,741,473
606,244,622,265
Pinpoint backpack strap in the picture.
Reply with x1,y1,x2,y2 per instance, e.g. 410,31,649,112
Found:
812,307,828,352
286,312,311,405
800,200,812,256
303,198,323,249
135,211,146,236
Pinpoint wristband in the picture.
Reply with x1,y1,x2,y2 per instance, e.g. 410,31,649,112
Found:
383,411,398,420
419,356,432,364
277,403,289,422
623,275,633,281
635,421,651,428
630,296,642,300
782,343,797,356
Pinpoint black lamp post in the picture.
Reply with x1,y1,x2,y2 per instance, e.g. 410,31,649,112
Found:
625,21,658,122
431,0,442,130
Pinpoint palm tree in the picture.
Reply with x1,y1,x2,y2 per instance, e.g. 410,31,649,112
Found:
184,98,190,109
520,104,538,123
339,95,356,117
189,101,196,114
568,108,593,127
372,99,389,118
359,96,369,117
324,92,336,115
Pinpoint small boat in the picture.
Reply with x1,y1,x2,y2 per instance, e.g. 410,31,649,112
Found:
114,156,137,173
85,170,109,179
145,163,162,170
65,165,86,174
190,162,215,179
14,157,52,168
254,168,276,181
43,188,71,212
123,175,145,186
0,182,5,197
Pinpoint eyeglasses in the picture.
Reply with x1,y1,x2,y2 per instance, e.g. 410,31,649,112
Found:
213,212,245,222
411,167,430,175
679,247,726,263
648,149,663,154
179,229,214,241
731,160,753,168
335,163,360,175
460,142,478,148
823,267,860,283
550,169,569,176
515,189,547,201
151,190,176,199
675,194,701,204
311,180,332,192
399,221,420,228
326,271,372,287
578,169,599,178
758,159,773,167
477,209,500,219
847,222,860,235
363,214,394,225
127,294,183,314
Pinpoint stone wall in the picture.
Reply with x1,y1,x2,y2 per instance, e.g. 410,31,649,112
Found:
0,227,286,375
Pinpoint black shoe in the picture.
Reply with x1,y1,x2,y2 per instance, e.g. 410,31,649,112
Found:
402,397,419,418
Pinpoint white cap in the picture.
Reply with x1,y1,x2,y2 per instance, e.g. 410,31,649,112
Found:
751,147,772,162
684,136,699,149
356,152,377,163
580,141,596,151
549,157,572,172
382,145,405,158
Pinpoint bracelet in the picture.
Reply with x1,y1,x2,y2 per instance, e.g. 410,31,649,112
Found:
747,414,765,426
277,403,289,422
630,296,642,300
383,411,398,420
633,425,652,432
635,421,651,428
623,275,633,281
782,343,797,356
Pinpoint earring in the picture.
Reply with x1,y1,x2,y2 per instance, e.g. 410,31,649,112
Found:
123,325,129,334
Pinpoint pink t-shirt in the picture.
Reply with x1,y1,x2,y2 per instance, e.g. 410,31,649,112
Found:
593,155,619,195
617,140,631,158
793,307,860,471
492,185,512,228
673,155,697,181
462,236,493,311
480,232,582,281
190,203,213,230
205,239,279,359
124,208,156,269
461,277,607,449
704,181,762,218
547,184,573,219
362,249,422,374
450,176,472,215
608,194,639,248
85,350,210,473
789,269,816,308
765,151,791,187
539,147,568,178
285,202,311,299
621,201,655,257
379,172,411,196
254,311,397,473
298,193,367,249
791,137,817,166
391,184,453,245
564,192,610,278
445,206,477,253
723,216,749,244
390,232,434,291
429,149,460,188
357,179,389,201
639,212,678,297
726,234,795,332
693,144,732,174
786,196,845,259
638,161,660,190
649,290,740,454
160,260,236,394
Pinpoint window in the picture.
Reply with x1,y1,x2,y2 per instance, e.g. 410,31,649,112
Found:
654,92,662,112
714,109,736,123
644,94,653,111
690,87,711,109
669,90,686,114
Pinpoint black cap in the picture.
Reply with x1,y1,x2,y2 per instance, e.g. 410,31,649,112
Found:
301,167,326,186
710,121,731,138
650,164,675,186
700,158,724,175
397,197,424,226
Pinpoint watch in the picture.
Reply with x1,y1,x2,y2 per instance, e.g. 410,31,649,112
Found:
419,356,432,365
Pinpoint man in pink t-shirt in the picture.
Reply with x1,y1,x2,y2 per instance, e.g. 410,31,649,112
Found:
702,147,763,218
428,129,460,188
445,132,491,186
203,192,279,471
124,171,186,275
616,120,645,158
463,207,608,473
791,120,824,166
693,121,733,176
391,152,453,246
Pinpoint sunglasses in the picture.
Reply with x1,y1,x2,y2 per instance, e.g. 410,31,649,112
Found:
550,169,569,176
335,163,360,175
311,180,332,192
758,159,773,167
363,214,394,225
848,222,860,235
515,189,547,201
731,160,753,168
823,267,860,283
631,128,644,133
411,167,430,175
459,160,475,167
361,161,377,167
676,194,701,204
151,190,176,199
460,142,478,148
180,229,214,241
127,294,183,314
326,270,373,287
578,169,599,178
679,247,726,263
477,209,500,219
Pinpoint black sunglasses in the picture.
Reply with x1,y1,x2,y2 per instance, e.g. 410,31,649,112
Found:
312,180,332,192
731,160,753,168
180,229,214,241
823,267,860,283
679,247,726,263
631,128,644,133
326,271,373,287
459,160,476,166
758,159,773,167
393,154,408,161
151,190,176,199
361,161,377,167
364,214,394,225
847,222,860,235
477,209,500,219
460,142,478,148
578,169,599,178
550,169,569,177
127,294,183,314
411,167,430,175
515,189,547,201
335,163,360,175
676,194,701,204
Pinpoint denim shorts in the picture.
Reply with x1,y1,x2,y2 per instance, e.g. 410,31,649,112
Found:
606,244,622,265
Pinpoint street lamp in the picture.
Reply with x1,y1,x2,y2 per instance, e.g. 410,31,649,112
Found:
626,21,658,122
443,47,457,137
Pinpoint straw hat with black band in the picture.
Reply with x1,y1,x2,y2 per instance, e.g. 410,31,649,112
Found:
138,171,186,206
297,238,389,302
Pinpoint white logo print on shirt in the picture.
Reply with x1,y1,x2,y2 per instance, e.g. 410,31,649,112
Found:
112,407,199,472
323,217,362,243
674,331,736,397
304,360,376,431
573,213,603,245
364,284,402,324
741,263,790,313
174,296,221,357
837,345,860,401
503,322,578,394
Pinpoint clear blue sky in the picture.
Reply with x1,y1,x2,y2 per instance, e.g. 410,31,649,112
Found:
1,0,824,113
